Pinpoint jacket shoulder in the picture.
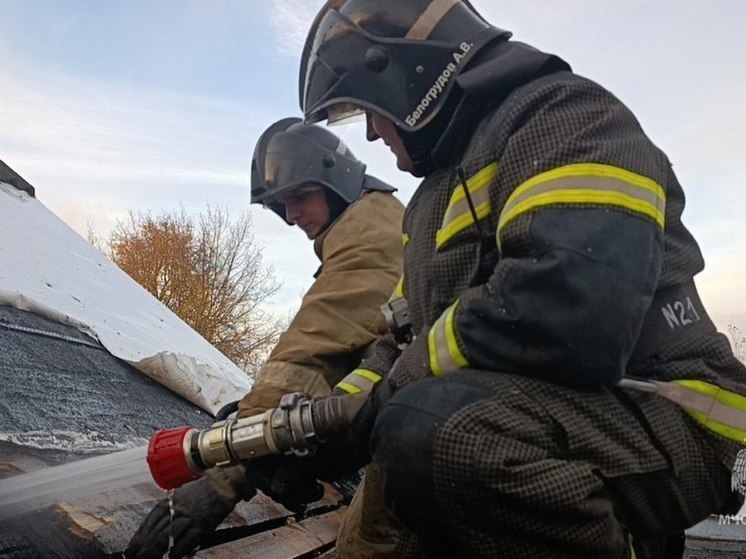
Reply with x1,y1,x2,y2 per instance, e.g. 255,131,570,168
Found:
316,191,404,260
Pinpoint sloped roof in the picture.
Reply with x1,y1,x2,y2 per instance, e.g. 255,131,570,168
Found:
0,164,252,414
0,163,347,557
0,159,34,197
0,304,208,444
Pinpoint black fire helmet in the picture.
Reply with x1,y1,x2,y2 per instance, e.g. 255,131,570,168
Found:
299,0,510,173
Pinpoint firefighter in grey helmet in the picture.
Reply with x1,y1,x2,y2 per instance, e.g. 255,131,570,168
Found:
250,117,393,238
126,118,405,559
249,1,746,558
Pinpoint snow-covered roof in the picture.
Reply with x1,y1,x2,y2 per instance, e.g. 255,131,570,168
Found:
0,169,251,415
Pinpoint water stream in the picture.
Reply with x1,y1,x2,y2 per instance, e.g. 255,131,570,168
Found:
0,445,152,519
166,488,176,558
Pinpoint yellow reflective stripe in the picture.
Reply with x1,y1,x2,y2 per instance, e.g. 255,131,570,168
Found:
667,380,746,442
427,301,469,376
428,325,441,376
497,164,666,246
393,276,405,299
353,368,382,384
402,233,410,247
436,163,498,248
334,368,382,395
336,381,362,394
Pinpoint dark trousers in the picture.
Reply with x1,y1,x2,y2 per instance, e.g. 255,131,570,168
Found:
370,371,737,558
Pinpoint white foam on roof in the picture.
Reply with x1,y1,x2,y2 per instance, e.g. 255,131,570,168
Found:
0,182,252,414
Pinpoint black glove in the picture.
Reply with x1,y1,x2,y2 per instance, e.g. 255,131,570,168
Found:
126,465,255,559
267,334,432,491
244,455,325,513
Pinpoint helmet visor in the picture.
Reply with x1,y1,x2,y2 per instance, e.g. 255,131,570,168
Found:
301,9,471,132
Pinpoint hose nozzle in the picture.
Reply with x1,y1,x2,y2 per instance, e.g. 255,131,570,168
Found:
147,393,333,490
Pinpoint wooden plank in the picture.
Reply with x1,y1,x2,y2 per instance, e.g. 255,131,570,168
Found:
198,509,345,559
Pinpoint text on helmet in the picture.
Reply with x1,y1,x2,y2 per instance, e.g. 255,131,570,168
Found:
405,42,473,128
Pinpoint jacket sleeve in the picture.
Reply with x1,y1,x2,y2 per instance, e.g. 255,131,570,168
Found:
238,192,404,417
426,79,667,388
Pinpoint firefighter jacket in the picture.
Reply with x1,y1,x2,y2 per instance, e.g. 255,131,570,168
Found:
348,71,746,442
237,190,404,418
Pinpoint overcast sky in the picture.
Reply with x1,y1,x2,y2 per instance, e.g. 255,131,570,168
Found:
1,0,745,340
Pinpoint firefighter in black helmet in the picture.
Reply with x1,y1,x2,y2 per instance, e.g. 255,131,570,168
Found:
127,118,405,559
273,1,746,557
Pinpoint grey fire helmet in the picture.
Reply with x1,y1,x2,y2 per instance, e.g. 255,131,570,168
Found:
251,117,367,223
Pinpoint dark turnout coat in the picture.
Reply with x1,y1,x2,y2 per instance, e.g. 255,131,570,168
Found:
348,71,746,557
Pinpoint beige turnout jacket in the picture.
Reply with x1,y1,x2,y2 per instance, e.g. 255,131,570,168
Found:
237,190,404,418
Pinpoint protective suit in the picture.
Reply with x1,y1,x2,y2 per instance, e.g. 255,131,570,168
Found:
127,118,404,559
299,1,746,557
238,189,405,417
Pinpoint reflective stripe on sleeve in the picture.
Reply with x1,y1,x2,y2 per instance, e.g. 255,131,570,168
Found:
497,163,666,249
664,380,746,442
436,163,498,248
335,368,383,395
428,301,469,376
619,377,746,443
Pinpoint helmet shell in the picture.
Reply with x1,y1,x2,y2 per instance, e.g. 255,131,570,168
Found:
300,0,510,132
251,118,367,221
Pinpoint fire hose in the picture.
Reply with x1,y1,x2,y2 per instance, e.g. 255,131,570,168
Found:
147,392,357,490
147,297,411,491
148,375,746,491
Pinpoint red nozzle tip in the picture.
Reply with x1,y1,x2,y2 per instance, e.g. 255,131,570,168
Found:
147,426,199,490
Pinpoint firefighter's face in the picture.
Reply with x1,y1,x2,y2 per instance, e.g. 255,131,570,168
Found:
281,185,330,239
366,112,414,174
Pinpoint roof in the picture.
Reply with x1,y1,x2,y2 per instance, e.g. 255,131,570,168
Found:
0,159,34,197
0,166,251,415
0,304,208,443
0,163,345,556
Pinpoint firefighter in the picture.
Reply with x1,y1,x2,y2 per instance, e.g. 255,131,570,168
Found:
126,118,405,559
261,1,746,557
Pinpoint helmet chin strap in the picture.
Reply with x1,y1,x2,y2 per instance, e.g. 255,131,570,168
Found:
398,86,467,176
401,134,435,177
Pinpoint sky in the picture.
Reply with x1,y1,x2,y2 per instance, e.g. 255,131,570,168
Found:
1,0,745,342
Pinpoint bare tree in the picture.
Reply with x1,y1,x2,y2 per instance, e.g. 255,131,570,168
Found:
108,207,283,375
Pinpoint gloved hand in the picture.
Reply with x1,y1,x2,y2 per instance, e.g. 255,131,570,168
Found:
346,331,431,445
253,334,432,498
244,455,325,514
126,465,255,559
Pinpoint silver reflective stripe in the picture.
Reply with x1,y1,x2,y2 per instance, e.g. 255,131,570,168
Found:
436,162,497,248
428,302,468,375
335,368,382,395
618,378,746,442
439,181,490,234
432,315,458,374
500,175,663,222
657,383,746,431
405,0,459,40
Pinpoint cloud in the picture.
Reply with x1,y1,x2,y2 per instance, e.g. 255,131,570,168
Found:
265,0,325,57
3,0,744,333
0,54,325,315
1,60,270,218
